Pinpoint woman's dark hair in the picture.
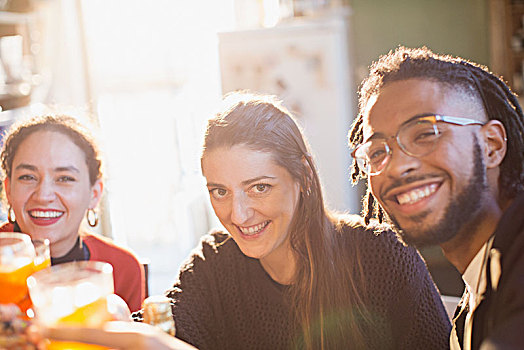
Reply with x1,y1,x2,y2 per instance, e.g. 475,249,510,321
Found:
202,92,374,349
348,46,524,225
1,115,103,185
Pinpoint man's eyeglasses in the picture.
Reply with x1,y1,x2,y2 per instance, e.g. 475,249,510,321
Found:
351,115,485,175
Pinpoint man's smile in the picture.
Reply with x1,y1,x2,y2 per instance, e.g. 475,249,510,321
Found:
395,182,440,205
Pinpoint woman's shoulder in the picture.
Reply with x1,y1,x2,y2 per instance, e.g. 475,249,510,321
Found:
200,230,233,250
0,221,15,232
171,230,255,299
333,214,420,265
334,214,400,245
82,232,142,265
179,230,242,271
333,215,437,301
82,232,127,251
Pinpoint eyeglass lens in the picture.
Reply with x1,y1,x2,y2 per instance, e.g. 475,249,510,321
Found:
356,120,439,174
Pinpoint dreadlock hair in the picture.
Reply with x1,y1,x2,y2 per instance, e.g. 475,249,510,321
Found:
348,46,524,225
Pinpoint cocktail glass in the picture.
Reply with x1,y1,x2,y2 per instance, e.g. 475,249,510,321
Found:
32,239,51,273
18,239,51,318
0,232,36,308
27,261,131,350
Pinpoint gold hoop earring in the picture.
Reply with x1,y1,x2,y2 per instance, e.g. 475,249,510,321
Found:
86,208,98,227
7,206,15,223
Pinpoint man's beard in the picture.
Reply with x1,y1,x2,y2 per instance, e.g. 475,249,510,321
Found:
387,138,487,247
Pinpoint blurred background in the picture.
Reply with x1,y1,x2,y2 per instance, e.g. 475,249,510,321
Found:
0,0,517,297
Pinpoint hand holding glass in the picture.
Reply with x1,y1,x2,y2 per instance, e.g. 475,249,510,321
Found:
27,261,131,350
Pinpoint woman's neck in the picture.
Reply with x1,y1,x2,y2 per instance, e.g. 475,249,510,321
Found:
49,231,81,258
259,241,296,285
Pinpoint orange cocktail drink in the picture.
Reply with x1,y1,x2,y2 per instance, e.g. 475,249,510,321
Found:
45,296,113,350
27,261,130,350
0,233,36,311
17,239,52,315
0,256,34,304
32,239,51,273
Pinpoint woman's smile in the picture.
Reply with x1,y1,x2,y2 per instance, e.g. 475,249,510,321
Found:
237,220,271,238
28,209,64,226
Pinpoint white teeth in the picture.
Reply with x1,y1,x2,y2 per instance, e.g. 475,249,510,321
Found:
239,221,269,236
396,184,438,205
29,210,63,218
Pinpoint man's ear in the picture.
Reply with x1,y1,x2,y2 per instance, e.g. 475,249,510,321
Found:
481,120,507,169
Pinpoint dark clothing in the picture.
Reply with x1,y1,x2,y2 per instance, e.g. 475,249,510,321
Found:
466,193,524,349
134,216,450,349
10,221,89,265
50,236,90,265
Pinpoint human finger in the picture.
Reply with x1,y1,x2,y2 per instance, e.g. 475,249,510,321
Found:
45,322,197,350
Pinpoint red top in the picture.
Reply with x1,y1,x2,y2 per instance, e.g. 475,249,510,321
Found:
0,222,145,312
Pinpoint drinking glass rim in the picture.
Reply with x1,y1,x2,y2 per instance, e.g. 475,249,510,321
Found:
28,260,113,286
0,232,33,252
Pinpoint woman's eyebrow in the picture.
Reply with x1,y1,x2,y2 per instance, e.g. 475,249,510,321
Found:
241,176,276,187
55,166,80,173
14,163,37,171
206,176,277,188
14,164,80,173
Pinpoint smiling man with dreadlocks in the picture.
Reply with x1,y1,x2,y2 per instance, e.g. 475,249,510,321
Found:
349,46,524,350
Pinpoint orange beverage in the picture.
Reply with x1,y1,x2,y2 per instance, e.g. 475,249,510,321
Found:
46,296,113,350
32,239,51,273
46,339,108,350
17,257,51,317
33,256,51,272
0,256,35,304
0,233,36,310
27,261,131,350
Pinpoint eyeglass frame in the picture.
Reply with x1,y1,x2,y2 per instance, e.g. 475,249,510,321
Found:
351,114,485,176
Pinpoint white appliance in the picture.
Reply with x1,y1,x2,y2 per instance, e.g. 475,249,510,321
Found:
218,13,361,213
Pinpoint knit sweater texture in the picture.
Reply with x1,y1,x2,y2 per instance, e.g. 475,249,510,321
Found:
135,215,451,349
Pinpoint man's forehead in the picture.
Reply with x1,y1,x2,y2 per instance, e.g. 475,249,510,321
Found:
360,79,485,139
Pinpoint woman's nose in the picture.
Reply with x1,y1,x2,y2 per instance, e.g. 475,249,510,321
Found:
230,193,254,224
33,179,56,202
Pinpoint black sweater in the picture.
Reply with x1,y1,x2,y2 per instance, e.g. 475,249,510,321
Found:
135,216,450,349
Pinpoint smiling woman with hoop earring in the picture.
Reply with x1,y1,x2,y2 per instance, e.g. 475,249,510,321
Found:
0,114,145,312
